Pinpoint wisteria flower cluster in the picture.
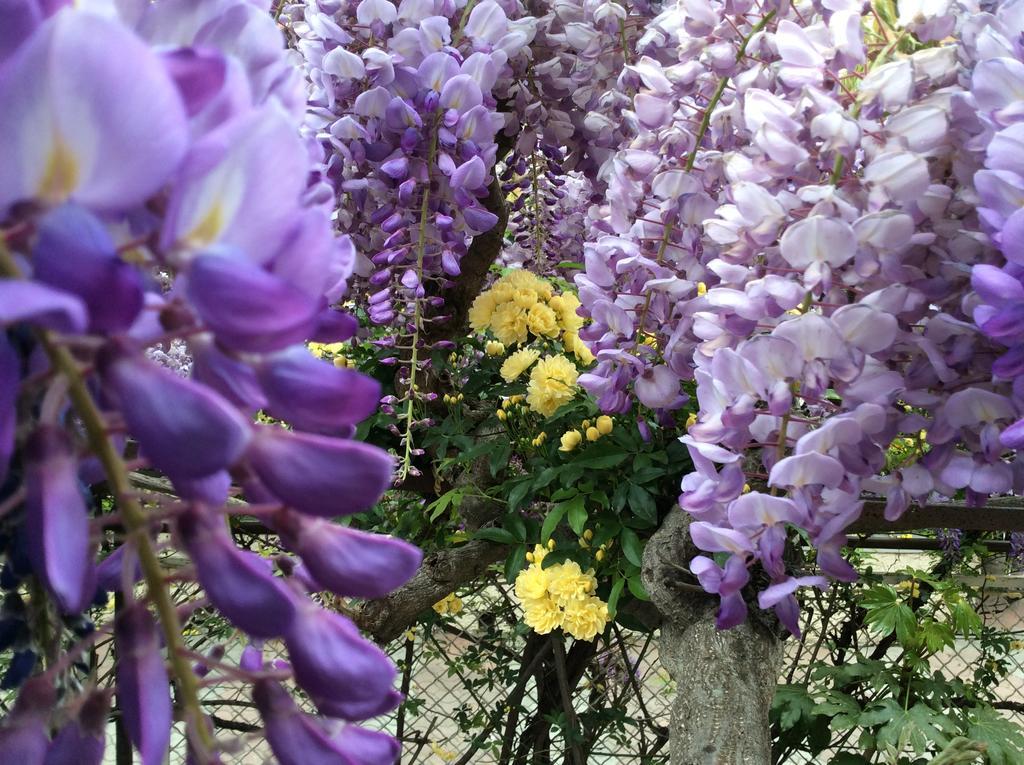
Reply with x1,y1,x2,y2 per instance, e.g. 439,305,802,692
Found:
286,0,537,479
569,0,1023,633
964,0,1024,450
0,3,420,763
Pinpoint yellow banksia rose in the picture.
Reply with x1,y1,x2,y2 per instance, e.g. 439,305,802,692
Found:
526,303,560,337
485,340,505,356
500,347,541,382
586,426,600,441
432,593,463,615
559,429,582,452
546,561,596,607
596,415,613,435
429,742,458,762
523,598,563,634
496,408,507,421
527,354,579,416
555,291,584,333
563,331,595,364
491,302,529,345
512,288,539,308
503,269,553,300
468,290,498,332
515,564,550,601
562,597,609,641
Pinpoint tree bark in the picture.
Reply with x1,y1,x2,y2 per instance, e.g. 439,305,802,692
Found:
642,510,782,765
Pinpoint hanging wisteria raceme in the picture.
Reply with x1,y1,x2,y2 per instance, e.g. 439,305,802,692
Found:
499,143,593,274
0,3,419,763
962,0,1024,450
286,0,538,479
574,0,1023,634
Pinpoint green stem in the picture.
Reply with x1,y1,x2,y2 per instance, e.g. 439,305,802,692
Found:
398,123,439,482
0,242,215,757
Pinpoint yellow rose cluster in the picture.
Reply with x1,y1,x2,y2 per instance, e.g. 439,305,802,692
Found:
559,416,613,452
469,270,588,359
307,341,350,368
514,545,610,641
432,592,464,615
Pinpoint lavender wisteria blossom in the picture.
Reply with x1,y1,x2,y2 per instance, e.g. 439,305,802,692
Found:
0,3,418,763
572,1,1023,633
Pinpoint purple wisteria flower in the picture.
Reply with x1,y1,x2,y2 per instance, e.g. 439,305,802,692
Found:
0,4,418,763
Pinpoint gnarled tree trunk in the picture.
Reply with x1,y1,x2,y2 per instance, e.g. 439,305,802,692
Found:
642,510,782,765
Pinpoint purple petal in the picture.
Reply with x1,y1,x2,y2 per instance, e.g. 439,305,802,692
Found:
161,106,307,262
189,335,267,412
115,604,172,765
689,522,754,555
186,253,320,353
257,347,381,434
102,353,251,479
24,426,94,613
0,335,18,484
309,309,359,344
768,452,845,489
727,492,803,530
0,280,87,334
0,11,188,214
94,545,142,594
333,726,400,765
159,48,227,119
462,204,498,233
177,507,296,638
33,204,143,332
716,591,747,629
284,603,399,720
1001,417,1024,449
253,680,354,765
273,509,421,598
44,690,108,765
246,426,394,517
450,155,486,191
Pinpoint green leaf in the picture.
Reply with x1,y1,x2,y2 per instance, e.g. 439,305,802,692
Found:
772,685,817,731
507,479,532,512
489,441,512,476
426,488,462,521
506,513,527,543
534,467,560,489
475,528,519,545
620,528,644,567
574,453,629,469
920,620,955,653
876,703,955,755
966,707,1024,765
627,484,657,524
541,502,568,542
565,494,587,536
607,577,625,618
627,573,649,601
504,544,527,582
862,586,917,644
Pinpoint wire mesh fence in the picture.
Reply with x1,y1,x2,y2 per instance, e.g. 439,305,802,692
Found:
12,542,1023,763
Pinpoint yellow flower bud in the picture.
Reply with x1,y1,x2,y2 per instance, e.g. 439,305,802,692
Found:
526,552,534,562
559,429,583,452
581,419,591,430
596,415,613,435
595,549,605,562
547,539,556,550
497,409,507,421
583,529,593,541
586,427,600,441
333,355,349,368
485,340,506,356
743,483,751,493
579,538,589,548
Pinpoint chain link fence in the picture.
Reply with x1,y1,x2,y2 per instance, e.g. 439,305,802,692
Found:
36,543,1024,763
